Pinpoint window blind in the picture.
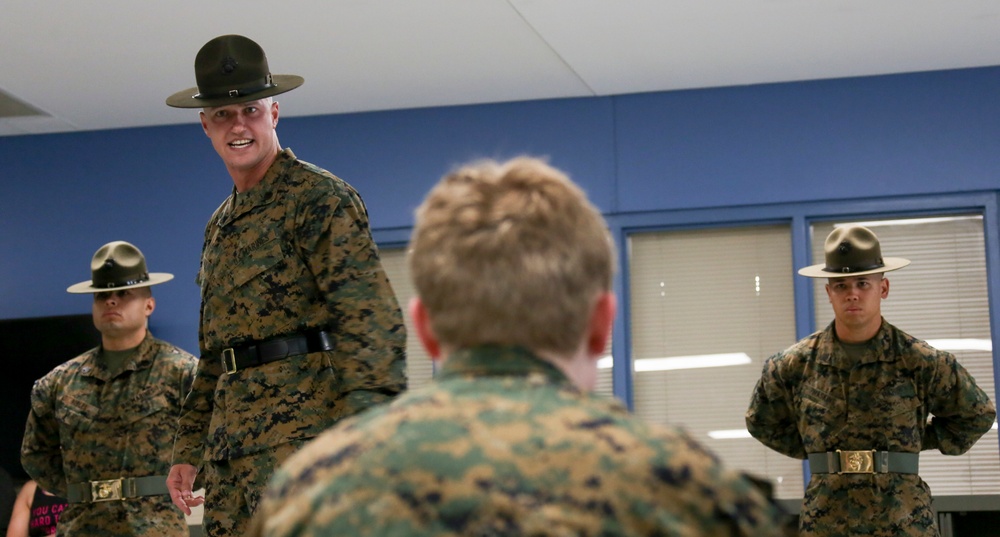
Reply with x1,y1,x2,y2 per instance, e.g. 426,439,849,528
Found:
380,248,435,390
628,225,804,498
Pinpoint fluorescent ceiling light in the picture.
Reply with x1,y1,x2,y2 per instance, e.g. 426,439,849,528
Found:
708,429,753,440
925,339,993,352
836,215,980,228
597,353,752,371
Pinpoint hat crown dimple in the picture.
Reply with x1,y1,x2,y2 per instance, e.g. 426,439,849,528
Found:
89,241,149,288
823,226,884,274
193,35,272,96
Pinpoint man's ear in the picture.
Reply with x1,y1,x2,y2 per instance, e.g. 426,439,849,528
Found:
409,297,442,361
587,292,616,356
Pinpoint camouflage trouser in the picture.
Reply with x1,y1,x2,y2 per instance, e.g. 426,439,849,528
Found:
201,440,306,537
799,474,939,537
56,497,189,535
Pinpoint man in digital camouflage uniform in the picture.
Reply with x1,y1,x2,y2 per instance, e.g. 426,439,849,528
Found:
20,241,198,535
746,225,996,537
247,157,787,537
164,34,407,536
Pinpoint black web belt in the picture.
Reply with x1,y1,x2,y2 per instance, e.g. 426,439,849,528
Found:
66,475,168,503
220,330,334,374
808,450,919,474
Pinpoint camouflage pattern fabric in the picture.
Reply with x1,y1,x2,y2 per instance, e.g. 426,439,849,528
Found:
249,346,787,537
21,333,197,536
746,319,996,537
172,149,407,532
201,440,304,537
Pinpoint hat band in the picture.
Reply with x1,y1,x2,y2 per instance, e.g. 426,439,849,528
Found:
822,260,885,274
195,74,275,101
93,272,150,288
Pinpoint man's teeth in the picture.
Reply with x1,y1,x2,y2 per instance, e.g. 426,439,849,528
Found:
230,139,252,147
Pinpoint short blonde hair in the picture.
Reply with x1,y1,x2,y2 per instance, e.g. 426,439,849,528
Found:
408,157,615,354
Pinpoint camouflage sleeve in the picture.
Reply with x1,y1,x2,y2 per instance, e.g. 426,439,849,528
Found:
923,351,996,454
745,354,807,460
172,355,222,466
292,182,407,415
20,375,67,496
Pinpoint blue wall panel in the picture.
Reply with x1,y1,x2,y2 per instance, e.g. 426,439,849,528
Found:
614,67,1000,212
279,96,617,228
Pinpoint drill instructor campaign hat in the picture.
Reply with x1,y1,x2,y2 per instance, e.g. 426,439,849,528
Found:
798,225,910,278
165,34,304,109
67,241,174,293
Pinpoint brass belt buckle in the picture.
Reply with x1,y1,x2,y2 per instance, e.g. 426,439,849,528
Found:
222,348,237,374
91,478,123,502
837,449,875,474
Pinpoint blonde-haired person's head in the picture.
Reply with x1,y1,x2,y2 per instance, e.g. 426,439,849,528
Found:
408,156,615,356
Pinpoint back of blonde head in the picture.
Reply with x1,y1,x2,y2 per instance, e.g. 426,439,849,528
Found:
408,157,615,355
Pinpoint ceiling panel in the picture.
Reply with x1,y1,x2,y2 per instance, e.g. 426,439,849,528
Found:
1,0,998,137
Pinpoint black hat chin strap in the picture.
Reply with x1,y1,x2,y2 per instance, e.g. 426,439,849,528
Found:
197,74,275,100
823,261,885,274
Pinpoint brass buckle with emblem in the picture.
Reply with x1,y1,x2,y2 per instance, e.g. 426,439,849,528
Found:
222,348,237,374
90,478,123,502
837,449,875,474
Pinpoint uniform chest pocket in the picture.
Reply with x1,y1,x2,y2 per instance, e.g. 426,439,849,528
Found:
124,391,172,425
800,384,846,429
229,236,287,289
875,379,921,417
55,395,99,429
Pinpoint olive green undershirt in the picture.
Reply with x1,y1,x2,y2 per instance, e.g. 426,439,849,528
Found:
840,341,869,368
99,348,136,377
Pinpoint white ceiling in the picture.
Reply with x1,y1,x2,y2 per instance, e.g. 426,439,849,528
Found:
2,0,999,137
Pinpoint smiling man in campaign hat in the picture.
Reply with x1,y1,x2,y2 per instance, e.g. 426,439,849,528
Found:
746,225,995,537
20,241,197,536
164,35,407,537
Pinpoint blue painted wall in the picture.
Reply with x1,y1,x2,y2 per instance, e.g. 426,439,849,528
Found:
2,65,998,357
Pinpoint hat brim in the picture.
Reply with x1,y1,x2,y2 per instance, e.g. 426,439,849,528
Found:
797,257,910,278
165,75,304,108
66,273,175,294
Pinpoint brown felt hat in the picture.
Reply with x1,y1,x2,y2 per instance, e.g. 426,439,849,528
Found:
798,225,910,278
165,34,304,108
67,241,174,293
